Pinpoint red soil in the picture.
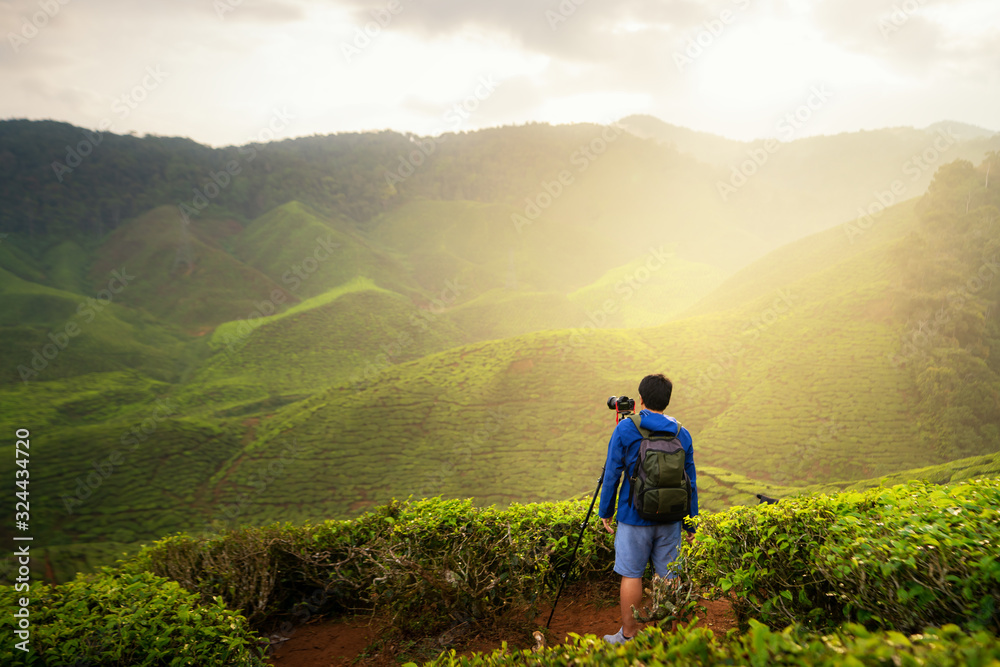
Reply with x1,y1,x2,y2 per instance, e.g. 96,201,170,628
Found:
267,587,736,666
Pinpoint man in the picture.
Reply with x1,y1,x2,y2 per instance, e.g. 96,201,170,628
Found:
599,373,698,644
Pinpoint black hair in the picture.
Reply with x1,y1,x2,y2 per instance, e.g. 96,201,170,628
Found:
638,374,672,411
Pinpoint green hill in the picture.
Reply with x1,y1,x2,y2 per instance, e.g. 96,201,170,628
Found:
621,114,1000,250
443,290,584,340
568,253,727,328
181,278,465,410
233,200,412,299
0,267,188,385
89,206,297,330
1,121,998,591
0,369,241,581
0,235,47,283
197,158,1000,529
42,240,89,294
12,117,989,281
684,197,917,317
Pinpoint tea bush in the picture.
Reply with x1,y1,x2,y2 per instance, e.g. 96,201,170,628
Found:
124,497,616,633
687,479,1000,633
0,570,263,666
425,621,1000,666
6,481,997,665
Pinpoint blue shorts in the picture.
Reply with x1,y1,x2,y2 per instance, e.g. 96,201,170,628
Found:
614,521,682,579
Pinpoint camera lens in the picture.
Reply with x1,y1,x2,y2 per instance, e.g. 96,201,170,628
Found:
607,396,618,410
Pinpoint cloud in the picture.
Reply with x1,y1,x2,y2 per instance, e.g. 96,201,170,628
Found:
335,0,712,63
0,0,997,144
213,0,308,23
810,0,1000,75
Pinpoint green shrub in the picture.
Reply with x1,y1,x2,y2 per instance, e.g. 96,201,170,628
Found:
123,523,319,626
424,621,1000,666
817,480,999,631
687,480,1000,633
355,498,614,632
0,570,263,666
125,497,615,634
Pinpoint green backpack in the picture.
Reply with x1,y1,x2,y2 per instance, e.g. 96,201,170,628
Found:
627,415,691,522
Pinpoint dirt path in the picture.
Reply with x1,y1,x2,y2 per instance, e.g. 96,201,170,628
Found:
267,586,736,666
267,617,380,667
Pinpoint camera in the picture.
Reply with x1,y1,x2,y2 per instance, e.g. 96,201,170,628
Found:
607,395,635,415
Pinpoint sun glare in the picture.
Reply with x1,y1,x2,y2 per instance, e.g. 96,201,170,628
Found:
692,19,893,137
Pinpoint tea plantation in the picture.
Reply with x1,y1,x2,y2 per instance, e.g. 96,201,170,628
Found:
1,478,998,665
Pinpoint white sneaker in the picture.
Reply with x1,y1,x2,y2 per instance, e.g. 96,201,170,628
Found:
603,627,633,644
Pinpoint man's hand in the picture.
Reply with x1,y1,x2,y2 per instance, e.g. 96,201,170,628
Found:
601,517,615,533
684,531,695,545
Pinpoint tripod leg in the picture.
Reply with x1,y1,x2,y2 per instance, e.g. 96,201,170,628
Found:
546,471,604,629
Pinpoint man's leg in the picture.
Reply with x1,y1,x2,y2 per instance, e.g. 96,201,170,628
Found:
620,576,643,638
606,522,653,643
650,521,683,578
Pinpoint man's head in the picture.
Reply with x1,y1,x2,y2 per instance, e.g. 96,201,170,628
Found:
638,374,672,412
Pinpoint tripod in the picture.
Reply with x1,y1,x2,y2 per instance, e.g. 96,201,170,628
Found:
546,407,632,629
545,468,603,628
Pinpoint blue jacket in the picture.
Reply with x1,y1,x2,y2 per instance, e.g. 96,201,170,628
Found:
598,409,698,530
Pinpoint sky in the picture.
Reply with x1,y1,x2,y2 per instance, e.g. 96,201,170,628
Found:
0,0,998,147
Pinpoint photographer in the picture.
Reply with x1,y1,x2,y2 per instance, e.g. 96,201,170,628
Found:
599,374,698,644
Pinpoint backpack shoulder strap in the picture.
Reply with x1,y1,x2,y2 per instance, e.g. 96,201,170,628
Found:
630,414,682,439
627,414,650,438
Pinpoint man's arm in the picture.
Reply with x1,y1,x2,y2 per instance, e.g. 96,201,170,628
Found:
598,423,626,530
684,430,698,536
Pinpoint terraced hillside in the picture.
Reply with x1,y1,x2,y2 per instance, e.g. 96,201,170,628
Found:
201,159,999,529
90,206,296,330
232,201,414,299
0,267,189,385
0,121,997,585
